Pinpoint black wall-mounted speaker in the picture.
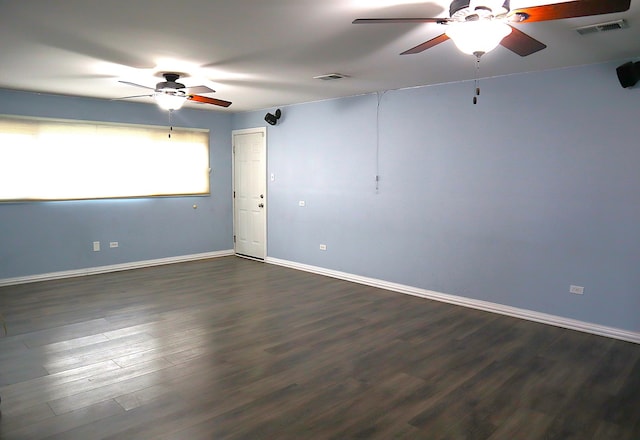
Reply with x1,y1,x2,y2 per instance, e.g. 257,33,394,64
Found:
616,61,640,88
265,109,282,126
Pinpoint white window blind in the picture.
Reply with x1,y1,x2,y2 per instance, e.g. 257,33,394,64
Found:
0,115,210,201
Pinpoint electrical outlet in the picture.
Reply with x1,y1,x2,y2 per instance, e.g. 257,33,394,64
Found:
569,285,584,295
319,244,327,251
93,241,100,252
109,241,119,248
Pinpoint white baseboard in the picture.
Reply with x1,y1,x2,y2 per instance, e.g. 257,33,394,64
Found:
0,250,234,287
266,257,640,345
3,252,637,344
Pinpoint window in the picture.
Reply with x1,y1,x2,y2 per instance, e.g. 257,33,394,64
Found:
0,115,210,201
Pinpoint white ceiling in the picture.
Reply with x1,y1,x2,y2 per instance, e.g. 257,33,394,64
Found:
1,0,638,112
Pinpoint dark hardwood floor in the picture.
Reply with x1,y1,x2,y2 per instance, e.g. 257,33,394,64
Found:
0,256,638,439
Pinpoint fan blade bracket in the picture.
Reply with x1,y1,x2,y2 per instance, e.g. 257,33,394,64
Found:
508,12,529,23
156,88,187,96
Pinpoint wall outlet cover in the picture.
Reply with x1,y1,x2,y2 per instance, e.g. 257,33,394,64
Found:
569,285,584,295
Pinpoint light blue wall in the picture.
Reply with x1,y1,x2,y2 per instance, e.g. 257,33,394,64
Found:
233,61,640,332
0,89,233,278
2,61,639,333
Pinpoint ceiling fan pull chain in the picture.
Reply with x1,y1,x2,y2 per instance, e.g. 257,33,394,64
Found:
473,54,481,105
168,110,173,139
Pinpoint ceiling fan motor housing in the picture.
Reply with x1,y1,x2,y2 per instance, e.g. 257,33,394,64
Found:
156,73,186,91
450,0,510,19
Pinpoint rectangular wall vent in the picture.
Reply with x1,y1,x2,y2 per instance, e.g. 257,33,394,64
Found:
313,73,349,81
576,19,628,36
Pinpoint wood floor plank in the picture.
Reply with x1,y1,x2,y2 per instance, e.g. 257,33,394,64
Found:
486,408,552,440
0,400,124,440
0,402,55,437
0,360,121,406
0,256,638,439
20,318,113,348
41,395,190,440
0,361,50,388
47,358,175,415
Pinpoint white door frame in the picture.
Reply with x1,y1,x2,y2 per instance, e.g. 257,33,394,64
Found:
232,127,267,260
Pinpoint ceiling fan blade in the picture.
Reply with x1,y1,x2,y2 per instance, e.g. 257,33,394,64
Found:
500,26,547,57
111,94,153,100
188,94,232,108
353,18,449,24
185,85,216,94
510,0,630,23
118,80,155,90
401,33,450,55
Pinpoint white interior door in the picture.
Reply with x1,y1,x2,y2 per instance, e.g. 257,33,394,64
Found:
233,128,266,260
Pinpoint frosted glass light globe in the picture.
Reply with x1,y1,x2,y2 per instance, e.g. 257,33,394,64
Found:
446,20,512,56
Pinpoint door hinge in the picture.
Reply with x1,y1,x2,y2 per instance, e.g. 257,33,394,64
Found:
233,235,236,243
233,191,235,198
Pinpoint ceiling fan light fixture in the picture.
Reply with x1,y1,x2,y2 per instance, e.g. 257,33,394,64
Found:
445,20,512,56
154,92,187,111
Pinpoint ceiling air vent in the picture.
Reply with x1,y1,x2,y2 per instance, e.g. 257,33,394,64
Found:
576,19,628,36
313,73,349,81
